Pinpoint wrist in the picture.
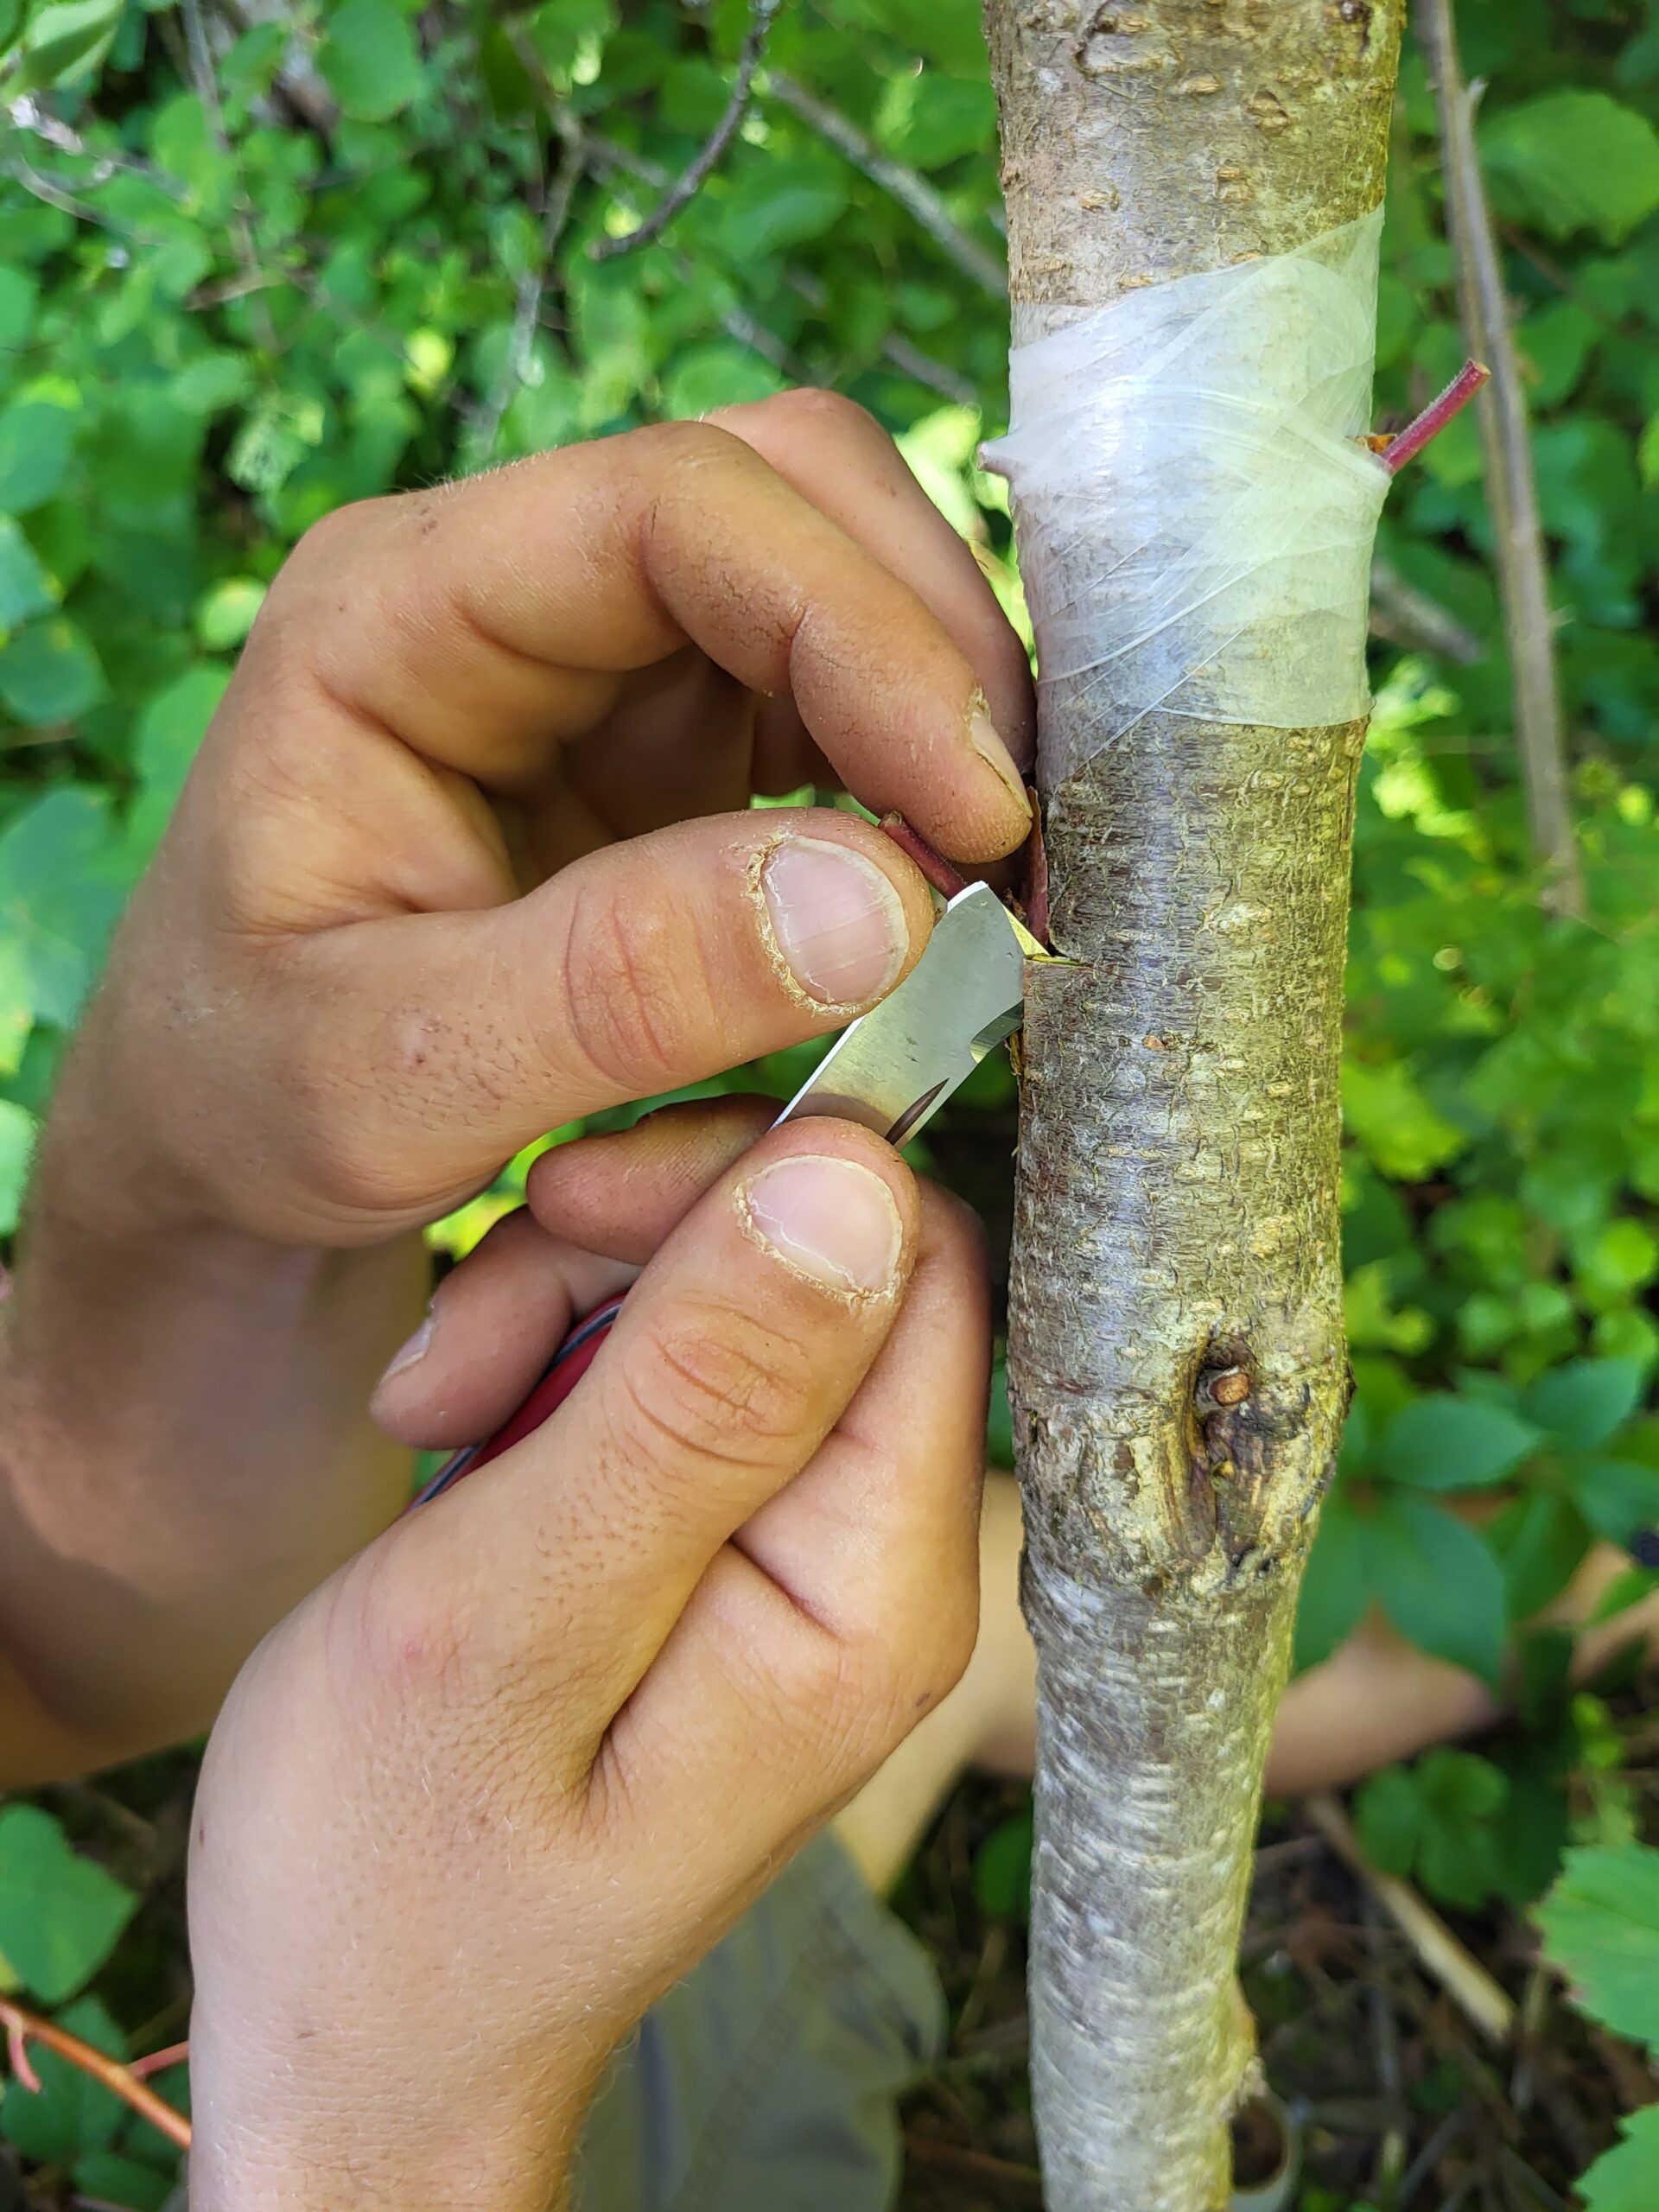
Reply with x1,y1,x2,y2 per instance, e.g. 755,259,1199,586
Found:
185,2052,594,2212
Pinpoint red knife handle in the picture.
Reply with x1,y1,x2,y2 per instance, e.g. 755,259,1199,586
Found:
410,1291,629,1507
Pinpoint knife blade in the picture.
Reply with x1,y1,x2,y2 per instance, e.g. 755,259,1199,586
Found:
412,881,1051,1504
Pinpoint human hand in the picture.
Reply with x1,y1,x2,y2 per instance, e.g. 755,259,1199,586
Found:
54,389,1033,1249
187,1107,990,2209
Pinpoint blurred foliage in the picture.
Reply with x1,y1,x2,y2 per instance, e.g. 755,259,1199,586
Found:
3,0,1659,2201
1536,1840,1659,2208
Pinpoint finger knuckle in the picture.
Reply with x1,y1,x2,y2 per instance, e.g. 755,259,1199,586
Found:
639,416,753,482
277,497,386,589
854,1588,980,1757
556,874,712,1095
759,385,882,446
325,1541,479,1724
607,1305,813,1476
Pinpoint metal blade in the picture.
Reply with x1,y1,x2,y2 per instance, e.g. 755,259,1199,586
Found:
774,881,1047,1148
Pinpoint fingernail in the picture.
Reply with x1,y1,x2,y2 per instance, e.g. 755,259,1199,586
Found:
967,694,1032,816
743,1156,903,1294
378,1311,435,1389
761,837,909,1007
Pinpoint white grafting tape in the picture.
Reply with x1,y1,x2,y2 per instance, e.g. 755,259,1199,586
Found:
982,209,1390,790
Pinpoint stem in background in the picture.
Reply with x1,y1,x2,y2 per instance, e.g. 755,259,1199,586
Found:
0,1998,193,2152
592,0,779,261
1417,0,1583,916
768,73,1009,300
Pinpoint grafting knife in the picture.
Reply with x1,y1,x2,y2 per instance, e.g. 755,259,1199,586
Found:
412,881,1052,1506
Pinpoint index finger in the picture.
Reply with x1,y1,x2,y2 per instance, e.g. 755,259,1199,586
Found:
254,422,1033,866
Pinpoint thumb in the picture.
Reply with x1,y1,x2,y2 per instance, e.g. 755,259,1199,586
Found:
222,810,931,1241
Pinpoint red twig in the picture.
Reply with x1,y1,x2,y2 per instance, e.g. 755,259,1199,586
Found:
5,2011,41,2094
1378,359,1491,475
0,1997,193,2151
879,811,968,899
129,2037,190,2081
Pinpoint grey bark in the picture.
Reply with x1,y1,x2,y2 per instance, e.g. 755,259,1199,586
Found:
981,5,1406,2206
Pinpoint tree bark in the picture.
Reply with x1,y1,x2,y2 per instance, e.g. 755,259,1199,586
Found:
982,6,1405,2207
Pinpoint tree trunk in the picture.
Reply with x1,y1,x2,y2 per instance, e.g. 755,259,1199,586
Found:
982,6,1406,2206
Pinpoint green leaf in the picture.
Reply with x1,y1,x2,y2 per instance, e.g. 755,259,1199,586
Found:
1588,1567,1659,1627
876,72,996,170
972,1807,1033,1922
194,577,265,652
1293,1490,1372,1670
0,399,77,513
719,158,849,259
0,1098,33,1234
1343,1058,1467,1181
0,786,126,1031
1563,1458,1659,1547
0,515,56,631
318,0,425,123
0,1807,137,2005
2,0,123,92
1491,1490,1592,1620
1574,2106,1659,2212
1354,1764,1422,1876
70,2150,177,2210
1535,1842,1659,2045
1376,1393,1541,1491
1355,1751,1511,1910
660,341,784,421
0,1995,126,2164
1369,1494,1508,1684
1481,91,1659,245
1522,1358,1645,1447
0,265,39,351
986,1357,1014,1469
130,663,230,853
0,615,105,724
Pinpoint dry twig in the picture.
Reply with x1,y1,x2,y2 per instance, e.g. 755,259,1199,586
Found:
1306,1793,1516,2046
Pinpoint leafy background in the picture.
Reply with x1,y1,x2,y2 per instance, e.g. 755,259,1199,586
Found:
2,0,1659,2206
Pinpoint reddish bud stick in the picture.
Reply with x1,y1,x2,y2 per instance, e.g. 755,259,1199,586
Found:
879,812,969,900
1379,360,1491,476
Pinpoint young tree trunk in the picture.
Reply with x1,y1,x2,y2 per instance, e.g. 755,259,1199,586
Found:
982,6,1405,2206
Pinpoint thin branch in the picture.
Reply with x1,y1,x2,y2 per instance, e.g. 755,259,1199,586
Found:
469,59,587,466
875,328,977,407
1369,556,1483,665
1417,0,1582,915
768,72,1007,300
593,0,779,261
181,0,277,352
1304,1794,1516,2046
129,2037,191,2081
0,1999,192,2152
213,0,339,134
